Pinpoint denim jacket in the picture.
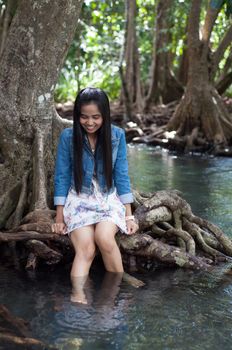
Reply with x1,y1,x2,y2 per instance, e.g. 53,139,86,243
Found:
54,124,133,206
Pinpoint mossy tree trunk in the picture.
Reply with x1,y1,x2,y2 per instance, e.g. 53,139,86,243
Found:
0,0,83,229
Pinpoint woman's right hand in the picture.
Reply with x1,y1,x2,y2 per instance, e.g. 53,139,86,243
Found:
52,206,66,234
51,222,66,235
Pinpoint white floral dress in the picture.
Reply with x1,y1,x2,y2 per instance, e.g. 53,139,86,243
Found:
63,179,127,235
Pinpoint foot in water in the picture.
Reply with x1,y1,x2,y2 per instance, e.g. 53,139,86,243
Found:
70,275,89,304
70,290,88,304
122,272,145,288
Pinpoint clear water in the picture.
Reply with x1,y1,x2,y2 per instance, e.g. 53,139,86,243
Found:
1,145,232,350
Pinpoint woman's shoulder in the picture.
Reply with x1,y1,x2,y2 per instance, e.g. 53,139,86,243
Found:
111,124,125,139
59,127,73,139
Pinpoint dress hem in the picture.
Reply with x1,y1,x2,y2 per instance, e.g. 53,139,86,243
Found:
65,218,128,235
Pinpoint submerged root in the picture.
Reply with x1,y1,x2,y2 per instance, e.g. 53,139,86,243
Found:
0,304,57,349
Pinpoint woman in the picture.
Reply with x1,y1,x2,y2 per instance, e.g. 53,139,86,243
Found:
52,87,138,278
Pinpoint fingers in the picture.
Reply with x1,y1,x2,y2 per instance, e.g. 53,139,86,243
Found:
126,221,139,235
51,223,66,235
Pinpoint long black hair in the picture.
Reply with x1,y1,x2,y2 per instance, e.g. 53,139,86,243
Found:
73,87,112,193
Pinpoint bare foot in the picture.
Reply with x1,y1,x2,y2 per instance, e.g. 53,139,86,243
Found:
122,272,145,288
70,290,88,304
70,275,89,304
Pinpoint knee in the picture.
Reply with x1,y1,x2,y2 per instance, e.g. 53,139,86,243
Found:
95,234,116,254
76,243,96,261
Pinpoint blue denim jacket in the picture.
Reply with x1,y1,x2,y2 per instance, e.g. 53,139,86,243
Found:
54,124,133,206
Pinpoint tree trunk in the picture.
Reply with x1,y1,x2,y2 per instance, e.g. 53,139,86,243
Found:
0,0,83,229
145,0,183,109
120,0,144,116
167,0,232,152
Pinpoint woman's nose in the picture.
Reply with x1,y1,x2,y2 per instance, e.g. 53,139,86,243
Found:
87,118,94,125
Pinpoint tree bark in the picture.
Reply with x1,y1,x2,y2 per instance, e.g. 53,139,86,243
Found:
0,0,17,57
0,0,82,229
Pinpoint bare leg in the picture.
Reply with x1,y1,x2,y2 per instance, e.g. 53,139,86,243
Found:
70,225,96,277
94,221,124,273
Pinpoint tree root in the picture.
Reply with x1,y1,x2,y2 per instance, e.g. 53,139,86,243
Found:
118,233,211,270
128,88,232,154
6,171,29,229
32,127,49,211
0,190,231,272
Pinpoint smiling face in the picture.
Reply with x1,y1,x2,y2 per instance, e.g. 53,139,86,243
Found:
79,103,103,135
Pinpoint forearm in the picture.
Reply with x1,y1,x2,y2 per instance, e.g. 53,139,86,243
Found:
124,203,132,216
56,205,64,223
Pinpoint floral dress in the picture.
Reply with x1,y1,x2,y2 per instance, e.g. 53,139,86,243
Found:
63,178,128,235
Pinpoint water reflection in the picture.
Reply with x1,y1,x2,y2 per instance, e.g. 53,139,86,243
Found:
1,265,232,349
53,271,132,349
70,272,123,306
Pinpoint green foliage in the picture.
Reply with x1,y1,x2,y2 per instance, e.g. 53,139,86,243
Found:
55,0,125,102
55,0,232,102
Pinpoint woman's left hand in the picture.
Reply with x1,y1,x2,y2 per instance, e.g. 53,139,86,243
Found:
126,219,139,235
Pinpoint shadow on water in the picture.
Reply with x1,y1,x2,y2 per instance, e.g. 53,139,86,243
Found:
1,145,232,349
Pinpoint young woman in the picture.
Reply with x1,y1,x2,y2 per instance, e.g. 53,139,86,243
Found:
52,87,138,278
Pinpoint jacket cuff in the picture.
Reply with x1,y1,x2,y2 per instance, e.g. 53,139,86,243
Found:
119,193,134,204
54,196,66,206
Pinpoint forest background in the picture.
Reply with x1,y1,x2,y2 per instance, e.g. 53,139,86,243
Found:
1,0,232,153
55,0,232,103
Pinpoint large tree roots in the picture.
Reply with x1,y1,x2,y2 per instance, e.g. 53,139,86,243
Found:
120,190,232,271
127,90,232,155
0,190,232,272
